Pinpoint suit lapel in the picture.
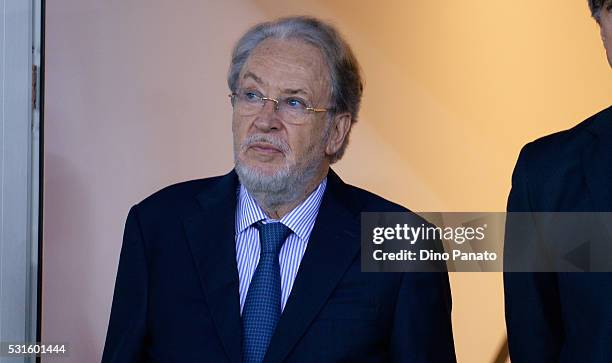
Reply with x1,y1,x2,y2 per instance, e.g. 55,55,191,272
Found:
265,170,361,363
183,171,242,363
583,106,612,212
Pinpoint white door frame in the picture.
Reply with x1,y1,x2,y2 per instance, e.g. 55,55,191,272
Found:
0,0,42,361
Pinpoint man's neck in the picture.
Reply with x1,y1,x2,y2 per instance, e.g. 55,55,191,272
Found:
253,169,327,220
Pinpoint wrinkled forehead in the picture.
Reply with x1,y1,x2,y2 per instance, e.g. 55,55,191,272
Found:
238,38,332,96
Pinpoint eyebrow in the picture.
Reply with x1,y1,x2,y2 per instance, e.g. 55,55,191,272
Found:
241,71,310,97
242,71,263,84
283,88,309,97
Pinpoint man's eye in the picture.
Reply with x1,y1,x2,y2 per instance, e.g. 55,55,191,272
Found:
285,98,306,109
243,91,261,101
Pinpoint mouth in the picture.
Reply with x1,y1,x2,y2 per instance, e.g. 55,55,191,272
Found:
247,142,284,155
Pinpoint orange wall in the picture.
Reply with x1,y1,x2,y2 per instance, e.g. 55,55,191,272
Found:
43,1,611,362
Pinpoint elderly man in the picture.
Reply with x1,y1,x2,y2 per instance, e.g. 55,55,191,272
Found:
102,16,456,363
504,1,612,362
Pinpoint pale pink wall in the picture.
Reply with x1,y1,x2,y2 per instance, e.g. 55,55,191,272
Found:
44,1,611,363
43,1,266,361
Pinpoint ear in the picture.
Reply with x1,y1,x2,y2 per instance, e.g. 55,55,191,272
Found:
325,112,352,157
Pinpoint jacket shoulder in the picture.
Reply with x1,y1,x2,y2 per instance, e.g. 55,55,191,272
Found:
522,107,609,161
340,182,411,213
133,174,228,221
509,107,609,211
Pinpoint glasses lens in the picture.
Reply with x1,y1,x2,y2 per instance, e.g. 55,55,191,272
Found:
234,91,263,116
278,98,308,123
232,91,315,124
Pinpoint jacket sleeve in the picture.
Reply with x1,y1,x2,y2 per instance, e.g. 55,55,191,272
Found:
503,144,563,362
390,271,456,363
102,205,148,363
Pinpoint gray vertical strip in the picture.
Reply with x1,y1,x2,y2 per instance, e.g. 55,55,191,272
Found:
29,0,42,353
0,0,3,353
0,0,38,362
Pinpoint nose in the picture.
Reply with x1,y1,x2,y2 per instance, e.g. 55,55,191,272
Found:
262,98,279,112
253,99,282,131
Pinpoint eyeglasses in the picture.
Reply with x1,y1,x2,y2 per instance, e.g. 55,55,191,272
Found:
229,89,333,124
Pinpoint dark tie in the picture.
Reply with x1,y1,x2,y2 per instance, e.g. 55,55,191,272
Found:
242,222,292,363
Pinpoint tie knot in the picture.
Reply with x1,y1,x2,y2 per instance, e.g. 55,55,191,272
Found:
255,222,292,255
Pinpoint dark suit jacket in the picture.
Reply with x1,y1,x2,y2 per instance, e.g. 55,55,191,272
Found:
102,169,456,363
504,106,612,363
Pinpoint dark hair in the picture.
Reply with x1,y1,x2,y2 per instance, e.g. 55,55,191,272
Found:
589,0,611,22
228,16,363,163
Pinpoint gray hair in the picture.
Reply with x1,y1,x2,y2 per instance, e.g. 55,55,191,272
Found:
227,16,363,163
589,0,611,22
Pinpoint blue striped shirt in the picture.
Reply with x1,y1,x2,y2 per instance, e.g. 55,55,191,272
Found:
235,178,327,314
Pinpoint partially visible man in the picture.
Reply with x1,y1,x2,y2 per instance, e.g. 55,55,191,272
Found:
102,16,456,362
504,1,612,362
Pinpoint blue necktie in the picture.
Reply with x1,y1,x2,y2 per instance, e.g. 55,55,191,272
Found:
242,222,292,363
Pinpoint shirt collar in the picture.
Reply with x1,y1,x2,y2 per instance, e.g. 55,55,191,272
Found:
235,177,327,241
